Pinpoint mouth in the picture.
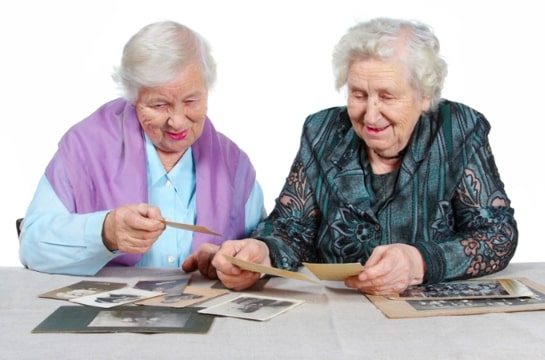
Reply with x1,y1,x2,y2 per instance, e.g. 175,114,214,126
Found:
366,125,390,134
167,129,188,141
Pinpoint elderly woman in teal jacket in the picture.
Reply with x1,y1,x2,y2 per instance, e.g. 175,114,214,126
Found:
210,17,518,295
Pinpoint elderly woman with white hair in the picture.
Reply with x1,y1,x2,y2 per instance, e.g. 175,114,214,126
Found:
211,17,518,295
19,21,265,276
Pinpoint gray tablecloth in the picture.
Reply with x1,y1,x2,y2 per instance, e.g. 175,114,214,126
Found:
1,263,545,359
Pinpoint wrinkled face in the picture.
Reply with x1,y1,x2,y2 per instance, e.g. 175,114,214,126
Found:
346,58,430,159
135,62,208,161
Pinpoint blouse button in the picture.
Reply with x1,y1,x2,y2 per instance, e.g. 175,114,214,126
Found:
167,255,176,263
165,180,171,187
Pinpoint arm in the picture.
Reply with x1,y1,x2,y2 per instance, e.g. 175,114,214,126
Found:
244,180,267,233
252,152,322,271
411,136,518,283
19,176,115,275
20,176,166,275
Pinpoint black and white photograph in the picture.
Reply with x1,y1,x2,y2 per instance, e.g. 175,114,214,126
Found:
408,289,545,311
392,279,535,301
133,276,190,293
39,280,128,300
366,278,545,319
32,305,214,334
69,287,165,308
136,285,229,308
198,294,304,321
88,308,191,327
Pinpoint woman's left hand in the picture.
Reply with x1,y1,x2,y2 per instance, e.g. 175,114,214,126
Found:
181,243,220,279
344,244,425,295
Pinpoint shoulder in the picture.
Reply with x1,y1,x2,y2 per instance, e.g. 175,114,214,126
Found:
436,99,491,136
194,118,255,176
57,98,141,161
303,106,347,126
62,98,130,136
203,118,248,158
301,106,349,137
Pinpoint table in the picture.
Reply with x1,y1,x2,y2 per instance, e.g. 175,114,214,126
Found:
2,263,545,359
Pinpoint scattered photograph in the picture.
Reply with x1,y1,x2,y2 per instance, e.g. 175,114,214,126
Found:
133,276,190,297
137,285,229,308
38,280,127,300
88,308,190,327
390,279,535,301
199,294,304,321
407,288,545,311
366,277,545,319
32,305,214,334
69,287,165,308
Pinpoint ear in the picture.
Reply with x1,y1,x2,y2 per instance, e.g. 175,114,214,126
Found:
421,96,432,112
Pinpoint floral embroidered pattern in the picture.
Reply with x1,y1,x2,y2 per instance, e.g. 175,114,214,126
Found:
454,169,516,277
261,160,321,265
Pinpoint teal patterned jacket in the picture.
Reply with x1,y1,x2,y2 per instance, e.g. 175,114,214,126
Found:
252,100,517,283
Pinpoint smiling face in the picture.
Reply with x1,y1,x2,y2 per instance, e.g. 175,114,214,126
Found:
346,57,430,165
135,62,208,170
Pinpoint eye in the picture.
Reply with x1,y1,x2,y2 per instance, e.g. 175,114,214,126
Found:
350,90,367,100
183,97,200,105
145,101,167,110
379,92,395,101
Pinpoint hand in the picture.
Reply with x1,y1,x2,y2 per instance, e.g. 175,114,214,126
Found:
102,203,165,254
181,243,220,279
344,244,425,295
211,238,271,291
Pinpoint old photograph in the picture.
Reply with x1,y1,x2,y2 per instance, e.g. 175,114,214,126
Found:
198,294,304,321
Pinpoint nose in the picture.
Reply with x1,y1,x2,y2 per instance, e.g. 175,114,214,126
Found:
364,97,381,125
167,104,189,128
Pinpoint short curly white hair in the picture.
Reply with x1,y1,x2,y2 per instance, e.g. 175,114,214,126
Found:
332,17,448,111
112,21,217,102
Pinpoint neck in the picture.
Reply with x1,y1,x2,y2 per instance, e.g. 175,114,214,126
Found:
373,148,406,160
158,149,187,173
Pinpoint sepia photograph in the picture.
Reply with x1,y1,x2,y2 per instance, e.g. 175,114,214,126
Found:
39,280,128,300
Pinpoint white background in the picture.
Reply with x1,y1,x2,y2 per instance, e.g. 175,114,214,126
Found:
1,0,542,266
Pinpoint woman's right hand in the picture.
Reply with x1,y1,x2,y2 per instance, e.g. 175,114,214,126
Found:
102,203,165,254
212,238,271,291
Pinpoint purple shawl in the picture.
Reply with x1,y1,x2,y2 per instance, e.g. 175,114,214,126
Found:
45,98,256,266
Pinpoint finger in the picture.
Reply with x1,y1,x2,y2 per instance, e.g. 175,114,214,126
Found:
197,246,215,277
206,264,218,280
364,245,388,267
218,270,261,291
146,205,163,219
212,254,241,276
181,254,198,273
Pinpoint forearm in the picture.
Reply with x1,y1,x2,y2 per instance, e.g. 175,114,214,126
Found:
19,211,115,275
420,142,518,283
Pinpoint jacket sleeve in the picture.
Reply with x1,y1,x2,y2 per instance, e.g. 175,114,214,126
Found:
413,136,518,283
251,121,323,270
